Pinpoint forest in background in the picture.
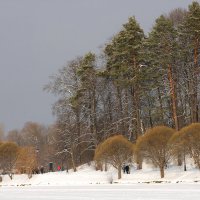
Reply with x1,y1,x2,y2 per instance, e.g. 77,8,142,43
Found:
0,1,200,177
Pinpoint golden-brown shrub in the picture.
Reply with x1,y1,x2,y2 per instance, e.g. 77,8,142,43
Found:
175,123,200,169
15,146,37,178
94,135,133,179
0,142,19,178
136,126,175,178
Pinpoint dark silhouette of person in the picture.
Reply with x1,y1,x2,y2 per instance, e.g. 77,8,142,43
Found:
125,165,130,174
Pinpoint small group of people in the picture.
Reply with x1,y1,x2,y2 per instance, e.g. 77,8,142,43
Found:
49,162,63,172
122,164,130,174
32,164,62,174
32,166,44,174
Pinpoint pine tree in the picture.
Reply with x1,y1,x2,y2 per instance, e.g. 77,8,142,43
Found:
104,17,146,140
147,15,179,130
180,1,200,123
77,52,99,143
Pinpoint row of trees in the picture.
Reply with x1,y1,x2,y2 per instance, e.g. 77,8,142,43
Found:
45,1,200,170
1,123,199,180
1,2,199,176
95,123,200,179
0,142,37,179
0,121,72,175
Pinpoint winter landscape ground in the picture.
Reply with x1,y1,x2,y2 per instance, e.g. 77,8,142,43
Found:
1,184,200,200
1,163,200,199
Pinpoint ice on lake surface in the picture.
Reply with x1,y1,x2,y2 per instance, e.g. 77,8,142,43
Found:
0,184,200,200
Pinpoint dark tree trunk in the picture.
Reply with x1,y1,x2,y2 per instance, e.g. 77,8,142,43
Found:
118,165,122,179
116,86,126,134
157,87,165,124
160,166,165,178
168,64,179,131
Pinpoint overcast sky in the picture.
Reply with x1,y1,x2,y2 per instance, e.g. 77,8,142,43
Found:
0,0,197,132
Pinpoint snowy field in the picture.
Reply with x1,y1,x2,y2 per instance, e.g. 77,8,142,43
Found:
1,184,200,200
1,162,200,186
1,163,200,200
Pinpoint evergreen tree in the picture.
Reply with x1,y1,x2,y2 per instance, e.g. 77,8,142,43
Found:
77,52,99,143
147,15,179,130
104,17,147,140
179,1,200,123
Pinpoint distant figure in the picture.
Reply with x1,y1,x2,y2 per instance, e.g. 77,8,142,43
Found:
40,166,44,174
57,165,61,171
49,162,53,172
125,165,130,174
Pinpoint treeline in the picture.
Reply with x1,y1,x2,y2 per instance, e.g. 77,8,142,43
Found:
0,122,67,178
0,141,37,179
95,123,200,179
1,2,200,175
44,2,200,171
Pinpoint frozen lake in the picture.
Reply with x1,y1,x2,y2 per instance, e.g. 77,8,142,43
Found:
0,184,200,200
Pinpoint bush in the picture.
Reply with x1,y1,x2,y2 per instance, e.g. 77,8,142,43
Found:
94,134,133,179
136,126,175,178
0,142,19,179
15,146,37,178
169,130,188,171
175,123,200,169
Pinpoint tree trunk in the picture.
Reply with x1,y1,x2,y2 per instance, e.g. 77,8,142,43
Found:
118,165,122,179
131,55,141,141
71,151,77,172
91,89,98,142
190,78,198,123
177,154,182,166
136,153,143,170
183,149,187,171
194,38,198,70
160,166,165,178
104,162,108,171
107,88,113,122
131,87,141,141
157,87,165,123
164,66,182,166
167,64,179,131
75,109,81,164
124,89,129,136
191,38,199,123
147,96,153,128
116,86,126,134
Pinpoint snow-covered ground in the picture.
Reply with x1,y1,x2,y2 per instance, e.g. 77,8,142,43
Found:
1,163,200,199
1,162,200,186
1,184,200,200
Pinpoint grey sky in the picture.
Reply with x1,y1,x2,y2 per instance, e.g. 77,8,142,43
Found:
0,0,196,132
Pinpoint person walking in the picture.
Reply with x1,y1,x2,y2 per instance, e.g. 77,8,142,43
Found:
57,165,61,171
